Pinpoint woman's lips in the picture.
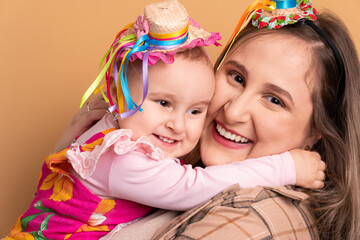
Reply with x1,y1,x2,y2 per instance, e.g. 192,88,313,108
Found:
211,121,251,149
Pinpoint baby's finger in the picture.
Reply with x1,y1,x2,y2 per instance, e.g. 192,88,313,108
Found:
318,160,326,171
311,180,325,189
317,171,326,181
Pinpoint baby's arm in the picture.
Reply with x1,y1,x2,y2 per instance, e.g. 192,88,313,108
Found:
106,150,305,211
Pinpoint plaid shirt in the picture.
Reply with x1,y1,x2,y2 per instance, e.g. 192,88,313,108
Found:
152,184,319,240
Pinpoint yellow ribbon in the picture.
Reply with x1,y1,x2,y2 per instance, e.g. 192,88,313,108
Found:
116,50,132,114
217,0,278,69
93,83,109,103
148,23,189,40
79,34,136,108
263,0,276,11
217,0,263,69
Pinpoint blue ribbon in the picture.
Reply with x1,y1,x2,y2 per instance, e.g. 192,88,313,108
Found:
120,34,150,111
148,32,189,46
116,31,189,118
274,0,297,9
120,51,150,119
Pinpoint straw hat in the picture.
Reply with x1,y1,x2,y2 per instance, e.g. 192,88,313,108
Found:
116,0,221,55
145,0,189,35
80,0,221,118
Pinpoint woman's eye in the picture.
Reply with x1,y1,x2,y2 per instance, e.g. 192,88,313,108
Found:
187,109,201,115
265,96,285,107
230,72,245,87
156,100,170,107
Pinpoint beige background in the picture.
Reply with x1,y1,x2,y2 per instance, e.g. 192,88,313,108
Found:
0,0,359,235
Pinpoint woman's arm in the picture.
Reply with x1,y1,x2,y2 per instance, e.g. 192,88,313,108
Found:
54,96,108,152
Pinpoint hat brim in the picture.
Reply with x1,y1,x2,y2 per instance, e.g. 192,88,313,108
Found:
117,17,221,66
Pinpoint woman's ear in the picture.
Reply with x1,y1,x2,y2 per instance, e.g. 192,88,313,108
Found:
303,129,322,150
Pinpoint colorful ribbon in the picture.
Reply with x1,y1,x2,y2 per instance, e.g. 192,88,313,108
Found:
149,23,189,40
217,0,263,69
79,26,136,108
217,0,300,69
80,21,189,119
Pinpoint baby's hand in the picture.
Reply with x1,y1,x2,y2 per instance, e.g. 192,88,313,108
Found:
290,149,326,189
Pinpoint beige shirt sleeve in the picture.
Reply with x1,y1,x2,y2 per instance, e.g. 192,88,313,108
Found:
104,210,179,240
152,184,319,240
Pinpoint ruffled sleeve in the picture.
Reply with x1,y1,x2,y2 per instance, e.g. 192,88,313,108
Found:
66,129,173,179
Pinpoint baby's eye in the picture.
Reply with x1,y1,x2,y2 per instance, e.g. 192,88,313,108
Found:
156,100,170,107
187,109,201,115
230,72,245,87
265,96,285,108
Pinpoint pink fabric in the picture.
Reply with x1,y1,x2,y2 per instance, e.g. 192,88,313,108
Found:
67,115,296,211
6,137,153,239
133,15,149,39
67,129,168,179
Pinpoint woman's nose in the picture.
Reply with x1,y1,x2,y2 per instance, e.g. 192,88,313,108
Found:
165,113,185,134
223,94,252,124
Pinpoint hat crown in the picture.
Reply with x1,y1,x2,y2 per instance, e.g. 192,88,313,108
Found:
145,0,189,35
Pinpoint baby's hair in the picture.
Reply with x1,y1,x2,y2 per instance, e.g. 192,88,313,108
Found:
176,46,213,66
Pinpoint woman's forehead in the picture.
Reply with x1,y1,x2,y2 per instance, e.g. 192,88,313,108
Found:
224,33,318,102
232,32,310,54
230,33,315,75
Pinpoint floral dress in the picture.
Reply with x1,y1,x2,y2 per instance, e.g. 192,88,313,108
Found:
5,128,153,240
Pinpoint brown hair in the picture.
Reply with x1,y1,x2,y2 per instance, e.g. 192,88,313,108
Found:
215,10,360,239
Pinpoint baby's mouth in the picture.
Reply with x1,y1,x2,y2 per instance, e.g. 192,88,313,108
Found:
215,123,249,144
154,134,176,144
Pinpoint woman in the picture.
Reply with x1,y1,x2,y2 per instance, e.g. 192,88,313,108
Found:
56,2,360,240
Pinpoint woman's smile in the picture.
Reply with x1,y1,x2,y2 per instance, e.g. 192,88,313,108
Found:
215,121,250,144
212,120,251,150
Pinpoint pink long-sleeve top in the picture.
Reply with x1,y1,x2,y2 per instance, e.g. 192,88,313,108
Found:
66,114,296,211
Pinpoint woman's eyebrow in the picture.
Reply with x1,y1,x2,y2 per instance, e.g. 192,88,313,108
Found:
226,60,248,76
265,83,294,105
226,60,294,105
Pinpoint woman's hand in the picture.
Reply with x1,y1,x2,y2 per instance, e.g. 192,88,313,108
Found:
290,149,326,189
53,95,108,152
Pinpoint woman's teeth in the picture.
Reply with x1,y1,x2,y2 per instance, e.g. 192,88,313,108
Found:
216,123,249,143
159,136,175,143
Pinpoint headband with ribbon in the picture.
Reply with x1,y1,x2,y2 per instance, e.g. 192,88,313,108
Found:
217,0,317,69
